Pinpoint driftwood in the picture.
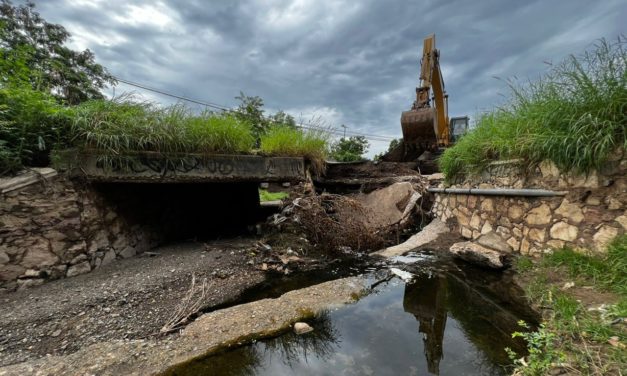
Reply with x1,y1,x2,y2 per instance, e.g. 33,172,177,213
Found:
160,273,208,334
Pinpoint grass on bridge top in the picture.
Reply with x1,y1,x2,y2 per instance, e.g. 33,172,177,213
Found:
0,90,330,176
439,36,627,182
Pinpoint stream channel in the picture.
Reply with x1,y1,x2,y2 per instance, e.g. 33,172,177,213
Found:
169,252,537,376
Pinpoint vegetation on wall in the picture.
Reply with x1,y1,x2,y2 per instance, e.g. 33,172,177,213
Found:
439,36,627,181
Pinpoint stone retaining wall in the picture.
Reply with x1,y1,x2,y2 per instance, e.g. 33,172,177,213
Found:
431,154,627,256
0,174,162,291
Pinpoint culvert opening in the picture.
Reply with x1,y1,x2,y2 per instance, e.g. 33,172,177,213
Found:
93,182,261,242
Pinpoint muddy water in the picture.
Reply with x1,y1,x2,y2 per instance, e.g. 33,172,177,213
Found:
170,255,536,376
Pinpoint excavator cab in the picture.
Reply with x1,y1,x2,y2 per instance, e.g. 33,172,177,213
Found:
449,116,469,142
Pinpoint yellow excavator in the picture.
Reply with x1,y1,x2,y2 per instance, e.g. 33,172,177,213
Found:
383,34,468,172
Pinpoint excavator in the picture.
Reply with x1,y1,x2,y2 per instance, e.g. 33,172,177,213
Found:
383,34,468,173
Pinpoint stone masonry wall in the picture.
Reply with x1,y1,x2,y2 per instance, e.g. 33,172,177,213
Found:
0,174,162,291
431,153,627,256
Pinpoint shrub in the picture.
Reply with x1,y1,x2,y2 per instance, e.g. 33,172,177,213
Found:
0,86,70,174
440,36,627,181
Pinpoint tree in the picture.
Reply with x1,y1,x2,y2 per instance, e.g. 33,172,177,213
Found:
373,138,401,161
235,92,297,143
268,110,296,128
234,91,268,139
330,135,369,162
0,0,114,103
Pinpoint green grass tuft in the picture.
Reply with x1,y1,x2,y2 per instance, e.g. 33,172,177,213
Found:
69,98,255,156
440,36,627,181
259,189,289,202
260,124,329,175
543,236,627,295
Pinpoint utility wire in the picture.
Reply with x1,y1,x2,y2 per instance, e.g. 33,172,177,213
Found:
112,76,396,142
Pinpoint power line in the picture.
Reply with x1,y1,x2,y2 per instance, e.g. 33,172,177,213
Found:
112,76,396,142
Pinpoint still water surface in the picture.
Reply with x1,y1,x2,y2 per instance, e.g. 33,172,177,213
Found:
170,257,536,376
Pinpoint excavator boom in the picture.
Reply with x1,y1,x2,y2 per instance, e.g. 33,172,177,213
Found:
400,34,450,148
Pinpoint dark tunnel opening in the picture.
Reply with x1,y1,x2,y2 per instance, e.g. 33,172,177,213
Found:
92,182,262,242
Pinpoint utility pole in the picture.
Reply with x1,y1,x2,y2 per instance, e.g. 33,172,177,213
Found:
341,124,347,139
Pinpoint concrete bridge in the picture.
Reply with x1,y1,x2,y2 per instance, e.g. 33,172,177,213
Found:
57,149,306,183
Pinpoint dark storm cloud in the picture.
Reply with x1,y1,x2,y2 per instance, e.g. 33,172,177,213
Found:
35,0,625,155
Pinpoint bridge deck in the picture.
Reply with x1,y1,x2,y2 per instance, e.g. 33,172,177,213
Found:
57,150,306,183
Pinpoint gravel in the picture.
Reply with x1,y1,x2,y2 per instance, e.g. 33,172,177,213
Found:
0,239,266,367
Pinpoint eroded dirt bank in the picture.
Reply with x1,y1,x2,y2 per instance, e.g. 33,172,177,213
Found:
0,239,268,367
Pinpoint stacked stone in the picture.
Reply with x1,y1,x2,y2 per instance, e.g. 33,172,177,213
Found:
431,156,627,256
0,175,161,291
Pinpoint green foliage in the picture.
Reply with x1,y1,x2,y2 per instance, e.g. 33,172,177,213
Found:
514,255,534,273
330,135,369,162
259,189,289,202
260,124,328,163
543,236,627,295
506,321,564,376
69,98,255,157
0,0,114,104
440,36,627,181
512,237,627,375
0,85,70,174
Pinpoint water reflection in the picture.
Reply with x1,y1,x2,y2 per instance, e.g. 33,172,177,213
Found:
168,262,535,376
403,275,448,375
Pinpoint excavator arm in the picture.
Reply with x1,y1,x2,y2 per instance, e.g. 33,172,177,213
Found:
401,34,450,147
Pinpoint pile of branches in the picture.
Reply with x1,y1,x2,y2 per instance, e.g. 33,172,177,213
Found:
271,194,384,254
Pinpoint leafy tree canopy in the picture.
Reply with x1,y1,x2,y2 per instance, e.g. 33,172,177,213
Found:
330,135,369,162
0,0,114,104
235,91,296,141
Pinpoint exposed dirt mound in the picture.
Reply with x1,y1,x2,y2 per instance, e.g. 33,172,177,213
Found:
323,161,419,180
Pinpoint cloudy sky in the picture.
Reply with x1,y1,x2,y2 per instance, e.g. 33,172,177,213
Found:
36,0,624,156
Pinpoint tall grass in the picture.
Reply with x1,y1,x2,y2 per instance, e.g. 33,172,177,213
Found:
260,124,329,174
440,36,627,180
69,97,255,156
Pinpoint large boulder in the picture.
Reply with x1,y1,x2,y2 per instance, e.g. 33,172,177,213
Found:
355,182,421,230
449,241,510,269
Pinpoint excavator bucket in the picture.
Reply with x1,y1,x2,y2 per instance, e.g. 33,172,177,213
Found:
400,107,436,145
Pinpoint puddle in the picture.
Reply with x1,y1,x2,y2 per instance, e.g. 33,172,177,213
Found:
169,258,536,376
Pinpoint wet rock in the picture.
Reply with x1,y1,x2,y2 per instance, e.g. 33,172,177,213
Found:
67,261,91,278
389,268,413,282
293,322,313,335
449,241,509,269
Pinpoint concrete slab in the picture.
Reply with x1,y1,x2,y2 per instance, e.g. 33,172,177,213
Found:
57,150,305,183
0,168,58,194
372,218,449,257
